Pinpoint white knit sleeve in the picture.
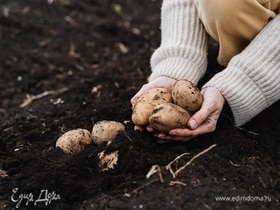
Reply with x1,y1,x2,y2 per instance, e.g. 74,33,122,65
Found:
149,0,208,84
203,14,280,126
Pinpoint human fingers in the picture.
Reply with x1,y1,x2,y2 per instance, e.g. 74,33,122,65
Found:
134,125,144,131
155,131,192,141
146,125,155,132
170,117,217,137
188,87,224,130
134,125,156,133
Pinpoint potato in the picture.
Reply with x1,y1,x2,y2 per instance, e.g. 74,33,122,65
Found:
132,88,172,125
92,120,125,145
56,128,92,154
172,80,203,112
149,103,191,133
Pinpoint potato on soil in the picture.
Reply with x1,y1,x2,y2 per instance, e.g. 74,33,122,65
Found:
172,80,203,112
149,103,191,133
92,120,125,146
56,128,92,154
132,88,172,126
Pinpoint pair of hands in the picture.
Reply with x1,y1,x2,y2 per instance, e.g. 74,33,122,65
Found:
131,76,225,142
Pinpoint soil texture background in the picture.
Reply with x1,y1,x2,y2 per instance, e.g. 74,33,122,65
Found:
0,0,279,209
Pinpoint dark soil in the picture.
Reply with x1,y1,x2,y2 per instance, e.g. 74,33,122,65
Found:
0,0,279,209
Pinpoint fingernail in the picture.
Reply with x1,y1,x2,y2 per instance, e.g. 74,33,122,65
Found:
189,119,196,129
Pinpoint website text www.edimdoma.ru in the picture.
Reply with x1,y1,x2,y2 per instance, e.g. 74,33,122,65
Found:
215,195,272,203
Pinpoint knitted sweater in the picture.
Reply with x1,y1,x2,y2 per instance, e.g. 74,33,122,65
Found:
149,0,280,126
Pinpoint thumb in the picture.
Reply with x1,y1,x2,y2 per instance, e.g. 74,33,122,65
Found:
188,107,209,129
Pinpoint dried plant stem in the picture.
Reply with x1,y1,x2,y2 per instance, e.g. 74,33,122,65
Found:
165,153,190,178
166,144,217,178
20,87,68,108
146,165,164,183
174,144,216,176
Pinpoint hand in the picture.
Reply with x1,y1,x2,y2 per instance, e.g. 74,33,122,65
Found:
131,76,177,131
155,87,225,141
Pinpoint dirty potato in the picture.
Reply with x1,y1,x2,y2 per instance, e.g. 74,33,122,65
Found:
172,80,203,112
132,88,172,126
56,128,93,154
149,103,191,133
92,120,125,145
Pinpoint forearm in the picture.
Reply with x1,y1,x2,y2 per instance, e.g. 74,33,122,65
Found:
149,0,208,84
203,15,280,126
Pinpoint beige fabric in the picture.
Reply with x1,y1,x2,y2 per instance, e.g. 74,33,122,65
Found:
203,15,280,126
195,0,280,66
149,0,208,83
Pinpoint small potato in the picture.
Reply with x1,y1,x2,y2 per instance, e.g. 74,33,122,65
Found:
56,128,92,154
149,103,191,133
132,88,172,126
92,120,125,145
172,80,203,112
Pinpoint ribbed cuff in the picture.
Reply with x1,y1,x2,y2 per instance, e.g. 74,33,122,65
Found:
149,56,206,84
203,67,267,126
149,0,208,84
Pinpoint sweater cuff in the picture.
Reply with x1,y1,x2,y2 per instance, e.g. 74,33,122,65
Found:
203,67,267,126
149,55,206,84
148,0,208,85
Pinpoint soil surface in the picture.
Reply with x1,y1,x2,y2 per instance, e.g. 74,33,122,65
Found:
0,1,279,209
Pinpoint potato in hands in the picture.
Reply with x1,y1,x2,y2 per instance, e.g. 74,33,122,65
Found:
132,80,203,133
131,88,172,126
172,80,203,112
149,103,191,133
